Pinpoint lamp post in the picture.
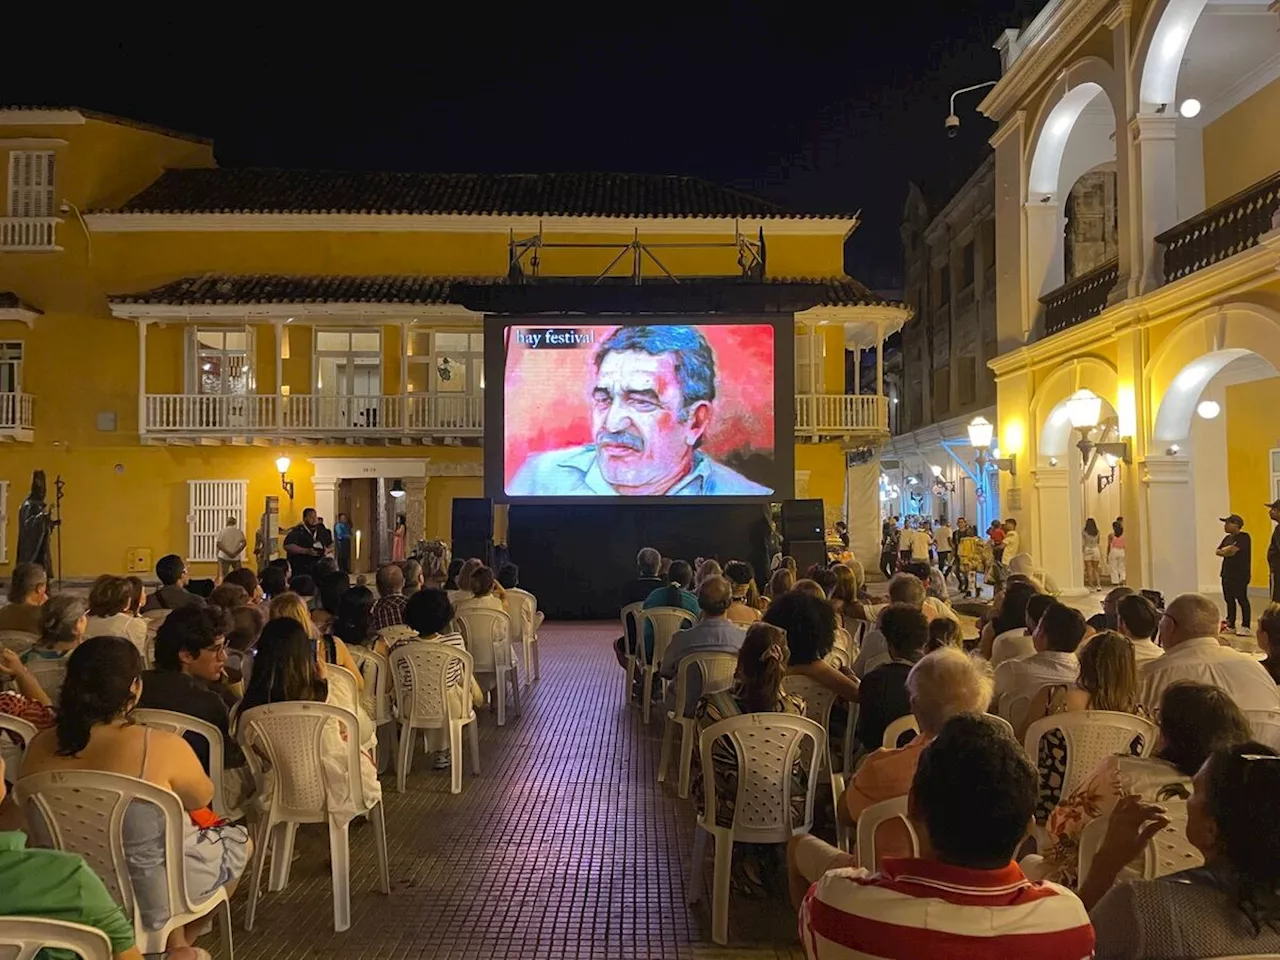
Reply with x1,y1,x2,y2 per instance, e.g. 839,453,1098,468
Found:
275,456,295,501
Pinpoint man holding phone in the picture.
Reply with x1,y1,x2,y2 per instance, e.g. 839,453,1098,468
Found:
284,507,327,579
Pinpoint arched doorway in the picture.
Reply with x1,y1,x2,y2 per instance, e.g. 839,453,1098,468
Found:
1146,303,1280,600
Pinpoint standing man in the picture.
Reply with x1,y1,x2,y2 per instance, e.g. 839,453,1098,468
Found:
1268,499,1280,603
334,513,352,575
1001,518,1021,563
1216,513,1252,635
283,508,326,580
215,515,246,580
934,516,953,582
952,517,977,597
879,519,899,580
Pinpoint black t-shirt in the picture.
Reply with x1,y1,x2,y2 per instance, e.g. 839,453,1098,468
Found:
137,670,244,771
854,661,914,752
1270,525,1280,567
283,522,323,577
1219,532,1252,580
621,577,665,608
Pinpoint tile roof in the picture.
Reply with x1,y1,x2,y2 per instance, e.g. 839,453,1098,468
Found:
109,169,848,219
0,292,42,314
108,273,906,313
0,105,211,144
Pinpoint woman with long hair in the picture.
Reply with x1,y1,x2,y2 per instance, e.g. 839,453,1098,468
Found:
268,591,365,697
448,558,484,607
330,585,375,648
691,622,807,895
723,560,762,625
238,617,380,815
21,637,249,958
124,575,147,617
392,513,407,562
766,567,795,604
694,558,722,589
1016,629,1139,742
1083,518,1103,591
1087,742,1280,957
829,563,870,629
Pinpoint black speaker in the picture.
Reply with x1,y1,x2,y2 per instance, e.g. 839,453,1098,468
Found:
781,499,824,541
451,498,494,563
782,539,828,573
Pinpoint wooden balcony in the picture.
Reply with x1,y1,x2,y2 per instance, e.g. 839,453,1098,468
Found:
0,392,34,441
141,393,483,445
794,393,889,441
1039,258,1119,337
0,217,59,251
1158,170,1280,284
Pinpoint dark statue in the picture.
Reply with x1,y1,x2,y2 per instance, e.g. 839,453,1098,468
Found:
16,470,57,573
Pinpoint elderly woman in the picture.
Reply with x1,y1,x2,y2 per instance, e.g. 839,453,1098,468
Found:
787,646,995,907
22,595,88,666
84,575,148,654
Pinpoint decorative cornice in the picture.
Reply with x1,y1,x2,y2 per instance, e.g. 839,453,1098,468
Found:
0,306,40,327
426,461,483,478
110,303,482,321
84,212,859,238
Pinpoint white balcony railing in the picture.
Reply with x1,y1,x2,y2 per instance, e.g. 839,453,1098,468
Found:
0,217,59,251
794,393,888,437
0,392,34,432
142,393,484,437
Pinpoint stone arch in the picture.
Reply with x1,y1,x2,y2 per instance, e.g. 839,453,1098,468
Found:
1025,57,1124,202
1031,355,1120,459
1134,0,1209,111
1148,301,1280,443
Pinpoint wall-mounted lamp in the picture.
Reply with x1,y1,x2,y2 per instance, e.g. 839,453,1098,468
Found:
968,416,1017,477
390,479,406,499
1048,456,1059,467
929,463,956,494
1167,444,1181,456
275,456,295,501
1068,388,1132,468
1097,452,1120,493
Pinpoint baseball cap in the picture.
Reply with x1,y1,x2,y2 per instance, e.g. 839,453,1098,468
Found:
1267,500,1280,510
1219,513,1244,526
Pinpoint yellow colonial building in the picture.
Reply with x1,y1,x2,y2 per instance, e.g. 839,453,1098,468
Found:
979,0,1280,599
0,107,907,579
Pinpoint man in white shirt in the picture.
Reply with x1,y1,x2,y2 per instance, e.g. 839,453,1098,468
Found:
909,525,932,563
993,601,1085,711
1116,593,1165,666
215,515,247,579
1001,517,1022,562
855,574,926,677
934,519,953,580
1138,592,1280,716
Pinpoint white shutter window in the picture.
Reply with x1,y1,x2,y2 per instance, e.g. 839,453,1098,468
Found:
187,480,248,563
7,151,56,218
0,480,8,564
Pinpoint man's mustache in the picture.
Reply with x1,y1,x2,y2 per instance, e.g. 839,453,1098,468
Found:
597,429,644,452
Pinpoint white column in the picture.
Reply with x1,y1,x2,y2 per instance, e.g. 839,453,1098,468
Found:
1144,456,1199,599
136,320,147,435
274,323,284,429
875,328,884,396
312,476,339,529
1190,389,1228,594
400,322,409,433
1024,202,1061,337
1133,115,1180,292
1035,465,1086,597
845,457,882,575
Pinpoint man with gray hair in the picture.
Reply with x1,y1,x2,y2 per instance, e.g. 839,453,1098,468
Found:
615,547,667,667
370,563,408,632
852,574,927,678
0,562,48,634
788,647,997,906
1139,592,1280,715
659,576,745,716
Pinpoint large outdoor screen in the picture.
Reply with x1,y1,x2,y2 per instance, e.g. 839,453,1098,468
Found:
486,318,793,502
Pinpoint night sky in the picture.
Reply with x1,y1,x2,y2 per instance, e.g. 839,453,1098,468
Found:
5,3,1044,284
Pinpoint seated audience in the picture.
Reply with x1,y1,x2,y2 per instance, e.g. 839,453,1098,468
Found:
1017,628,1139,743
313,556,339,580
767,590,860,703
0,647,55,729
207,582,250,615
1028,681,1252,887
314,570,350,636
84,575,148,654
21,637,250,953
695,558,723,589
766,567,795,603
1257,603,1280,684
1113,593,1164,665
401,558,425,597
723,560,762,625
394,588,474,769
1088,586,1136,633
622,547,665,607
1084,742,1280,958
691,622,805,896
984,581,1043,666
789,647,994,898
420,541,450,591
660,576,746,716
238,617,380,813
1138,592,1280,715
22,595,87,666
496,562,521,592
903,561,959,624
792,579,828,601
331,585,375,648
633,560,700,665
798,714,1094,958
224,605,263,686
258,564,288,601
829,563,869,629
444,558,465,591
0,561,47,634
370,563,409,631
806,565,838,600
853,574,925,677
448,558,484,607
141,554,205,612
269,592,365,697
268,556,292,583
124,576,146,618
925,616,961,652
222,566,264,603
855,604,929,751
289,574,317,609
455,565,506,615
0,755,144,960
993,601,1086,712
138,605,245,773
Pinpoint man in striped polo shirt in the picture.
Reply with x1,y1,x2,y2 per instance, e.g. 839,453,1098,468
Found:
799,714,1094,959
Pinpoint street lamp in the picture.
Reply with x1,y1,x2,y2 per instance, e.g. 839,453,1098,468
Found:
275,456,295,501
930,463,955,495
390,479,406,499
967,416,1016,477
1068,388,1132,468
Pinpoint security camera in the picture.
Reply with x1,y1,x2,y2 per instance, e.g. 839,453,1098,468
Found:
944,114,960,138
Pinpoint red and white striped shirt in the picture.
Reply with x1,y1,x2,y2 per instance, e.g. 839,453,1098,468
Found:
800,857,1094,960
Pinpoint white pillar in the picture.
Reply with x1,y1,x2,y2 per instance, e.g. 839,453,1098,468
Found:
1190,389,1228,594
1035,465,1086,597
400,322,409,432
136,320,147,435
1024,202,1061,338
1144,456,1199,599
274,323,284,429
845,457,882,575
1133,115,1180,292
875,330,884,396
312,476,339,530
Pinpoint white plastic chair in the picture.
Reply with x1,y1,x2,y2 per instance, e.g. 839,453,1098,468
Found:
0,630,38,654
620,601,644,702
0,713,39,777
346,646,394,727
783,652,858,849
637,607,697,723
1024,711,1157,827
506,587,543,681
24,655,67,704
131,708,238,821
0,917,113,960
389,641,480,794
855,795,919,871
1077,799,1203,884
658,651,738,798
1245,709,1280,752
1001,693,1031,729
15,770,236,959
881,714,921,750
984,713,1016,739
687,713,825,945
141,611,171,669
456,607,521,725
237,701,390,932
